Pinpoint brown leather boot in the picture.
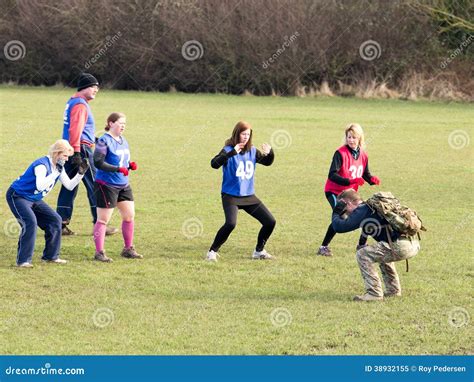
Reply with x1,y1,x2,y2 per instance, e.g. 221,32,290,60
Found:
62,225,77,236
120,246,143,259
353,293,383,302
384,291,402,298
94,250,113,263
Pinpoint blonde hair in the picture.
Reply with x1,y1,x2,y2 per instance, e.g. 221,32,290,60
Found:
49,139,74,164
344,123,365,149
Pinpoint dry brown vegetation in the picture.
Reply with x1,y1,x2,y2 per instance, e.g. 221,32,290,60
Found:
0,0,472,100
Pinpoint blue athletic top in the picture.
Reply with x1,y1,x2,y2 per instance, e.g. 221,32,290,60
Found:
95,133,130,186
11,156,58,201
221,145,257,197
62,96,96,144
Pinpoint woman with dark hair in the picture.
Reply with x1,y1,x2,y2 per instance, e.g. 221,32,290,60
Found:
92,112,141,263
207,121,276,262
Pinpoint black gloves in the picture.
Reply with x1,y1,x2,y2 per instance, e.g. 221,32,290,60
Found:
333,200,347,216
71,152,82,167
78,158,90,175
72,153,89,174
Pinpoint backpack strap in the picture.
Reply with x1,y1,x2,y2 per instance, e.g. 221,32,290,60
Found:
385,225,409,273
385,225,395,253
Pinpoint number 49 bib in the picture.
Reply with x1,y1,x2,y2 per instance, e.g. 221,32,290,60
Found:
221,146,256,196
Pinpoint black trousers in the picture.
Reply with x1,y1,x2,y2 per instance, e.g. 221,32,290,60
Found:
210,198,276,252
321,192,338,246
57,144,97,224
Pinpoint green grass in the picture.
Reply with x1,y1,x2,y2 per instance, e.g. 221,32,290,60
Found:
0,86,472,355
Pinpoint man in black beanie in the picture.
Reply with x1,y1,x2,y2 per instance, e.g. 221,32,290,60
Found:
57,73,118,236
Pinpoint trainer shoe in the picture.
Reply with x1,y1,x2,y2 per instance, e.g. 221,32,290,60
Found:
120,246,143,259
206,250,219,262
317,245,332,256
17,262,33,268
42,258,67,264
105,226,119,236
384,291,402,298
252,249,274,260
94,250,113,263
62,226,76,236
353,293,383,302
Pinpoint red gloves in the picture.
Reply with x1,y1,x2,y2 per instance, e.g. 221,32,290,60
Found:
118,167,129,176
370,176,380,185
119,162,137,176
349,178,364,186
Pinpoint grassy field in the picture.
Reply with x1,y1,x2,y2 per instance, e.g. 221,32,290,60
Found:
0,86,472,355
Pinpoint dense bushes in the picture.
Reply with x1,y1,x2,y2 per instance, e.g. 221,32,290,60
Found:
0,0,472,99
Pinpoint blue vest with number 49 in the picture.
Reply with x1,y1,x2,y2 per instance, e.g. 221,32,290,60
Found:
221,145,256,197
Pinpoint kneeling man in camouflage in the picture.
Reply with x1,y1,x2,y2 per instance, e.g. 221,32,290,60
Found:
331,189,421,301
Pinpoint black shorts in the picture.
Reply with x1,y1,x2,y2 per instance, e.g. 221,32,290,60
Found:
95,182,134,208
221,192,261,207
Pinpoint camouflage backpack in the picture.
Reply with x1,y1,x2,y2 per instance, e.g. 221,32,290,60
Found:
365,192,427,238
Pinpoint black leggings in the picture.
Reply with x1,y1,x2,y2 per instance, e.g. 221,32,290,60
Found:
321,192,338,246
321,191,365,247
210,200,276,252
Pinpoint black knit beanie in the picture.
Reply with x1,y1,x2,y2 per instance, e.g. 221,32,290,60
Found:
77,73,99,91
